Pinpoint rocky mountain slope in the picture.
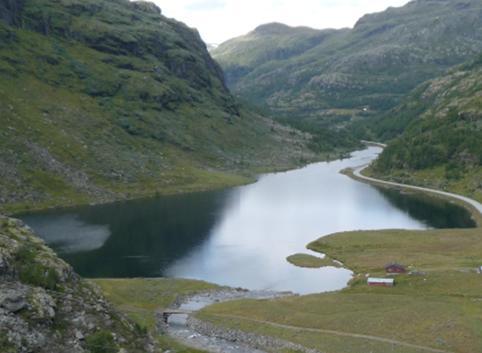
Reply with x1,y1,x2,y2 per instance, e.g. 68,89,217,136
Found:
370,56,482,201
0,0,314,213
0,215,157,353
213,0,482,124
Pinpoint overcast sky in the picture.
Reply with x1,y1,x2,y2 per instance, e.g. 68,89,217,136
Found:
153,0,411,44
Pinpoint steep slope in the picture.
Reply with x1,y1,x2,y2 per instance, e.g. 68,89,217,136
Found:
370,56,482,201
0,0,314,213
213,0,482,123
0,215,157,353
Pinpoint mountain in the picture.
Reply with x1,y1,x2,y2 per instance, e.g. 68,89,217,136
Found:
213,22,340,89
212,0,482,124
370,56,482,202
0,0,314,213
0,215,156,352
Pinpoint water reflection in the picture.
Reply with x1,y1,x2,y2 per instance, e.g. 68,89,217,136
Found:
21,191,229,278
20,147,475,294
376,188,475,229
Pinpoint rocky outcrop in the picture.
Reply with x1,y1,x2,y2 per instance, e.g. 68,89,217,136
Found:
0,215,156,353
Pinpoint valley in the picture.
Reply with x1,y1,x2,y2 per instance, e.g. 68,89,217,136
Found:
0,0,481,352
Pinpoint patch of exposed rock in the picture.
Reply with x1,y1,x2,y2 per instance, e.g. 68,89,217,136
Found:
0,215,156,353
187,317,321,353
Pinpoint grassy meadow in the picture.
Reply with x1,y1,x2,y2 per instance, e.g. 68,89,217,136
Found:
198,229,482,353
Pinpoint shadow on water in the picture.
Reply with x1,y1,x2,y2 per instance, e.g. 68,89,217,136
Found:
376,187,476,229
20,190,230,278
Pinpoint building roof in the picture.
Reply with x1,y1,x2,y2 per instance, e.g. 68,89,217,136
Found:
385,263,406,269
367,278,394,284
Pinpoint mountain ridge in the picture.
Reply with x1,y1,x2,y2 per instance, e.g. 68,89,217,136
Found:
213,0,482,124
0,0,315,214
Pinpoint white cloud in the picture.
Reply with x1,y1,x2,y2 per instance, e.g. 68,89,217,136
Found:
154,0,410,44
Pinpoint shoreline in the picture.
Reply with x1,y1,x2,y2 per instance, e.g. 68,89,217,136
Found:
164,288,297,353
342,165,482,228
4,151,346,217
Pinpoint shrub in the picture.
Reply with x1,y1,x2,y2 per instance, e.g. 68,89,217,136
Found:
15,245,60,290
85,330,118,353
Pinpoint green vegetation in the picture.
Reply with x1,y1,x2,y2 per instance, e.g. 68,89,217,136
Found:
93,278,218,353
85,330,118,353
369,56,482,202
286,253,340,269
213,0,482,125
198,229,482,353
93,278,219,330
0,0,314,214
15,244,60,290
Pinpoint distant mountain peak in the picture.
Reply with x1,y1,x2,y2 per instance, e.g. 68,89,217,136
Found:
253,22,292,35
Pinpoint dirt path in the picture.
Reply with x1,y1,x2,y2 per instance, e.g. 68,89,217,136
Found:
166,289,453,353
209,313,454,353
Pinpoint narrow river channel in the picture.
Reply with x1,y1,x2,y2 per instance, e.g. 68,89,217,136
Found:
19,147,475,294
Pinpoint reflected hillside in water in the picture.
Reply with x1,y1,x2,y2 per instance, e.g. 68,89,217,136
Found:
20,147,476,293
377,188,476,229
21,190,229,278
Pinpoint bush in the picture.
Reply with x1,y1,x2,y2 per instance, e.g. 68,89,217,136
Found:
15,245,60,290
85,330,118,353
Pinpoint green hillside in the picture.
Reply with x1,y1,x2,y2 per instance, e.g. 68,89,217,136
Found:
213,0,482,124
0,0,314,214
370,56,482,202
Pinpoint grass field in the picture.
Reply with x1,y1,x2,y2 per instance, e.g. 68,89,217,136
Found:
93,278,220,353
198,229,482,353
93,278,219,330
286,253,341,269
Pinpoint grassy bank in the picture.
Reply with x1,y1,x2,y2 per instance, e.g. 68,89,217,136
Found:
3,167,253,216
93,278,220,353
93,278,220,331
198,228,482,353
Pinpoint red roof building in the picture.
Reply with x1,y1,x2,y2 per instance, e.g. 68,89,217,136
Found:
385,263,407,274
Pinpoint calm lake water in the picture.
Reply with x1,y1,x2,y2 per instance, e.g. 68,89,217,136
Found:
20,147,475,294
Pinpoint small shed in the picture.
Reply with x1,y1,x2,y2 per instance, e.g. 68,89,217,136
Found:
368,278,394,287
385,263,407,274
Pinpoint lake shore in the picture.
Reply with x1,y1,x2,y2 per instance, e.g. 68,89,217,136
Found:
342,165,482,227
3,148,352,217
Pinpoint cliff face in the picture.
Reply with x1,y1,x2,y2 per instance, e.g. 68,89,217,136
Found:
0,215,157,353
0,0,313,213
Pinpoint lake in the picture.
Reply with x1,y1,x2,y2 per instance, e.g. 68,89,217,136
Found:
20,147,475,294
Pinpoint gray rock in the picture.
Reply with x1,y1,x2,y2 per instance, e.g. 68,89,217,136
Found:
0,254,9,274
0,287,28,313
29,288,56,320
74,329,84,341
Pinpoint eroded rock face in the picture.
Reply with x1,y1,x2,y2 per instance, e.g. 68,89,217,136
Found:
0,216,156,353
0,285,28,313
